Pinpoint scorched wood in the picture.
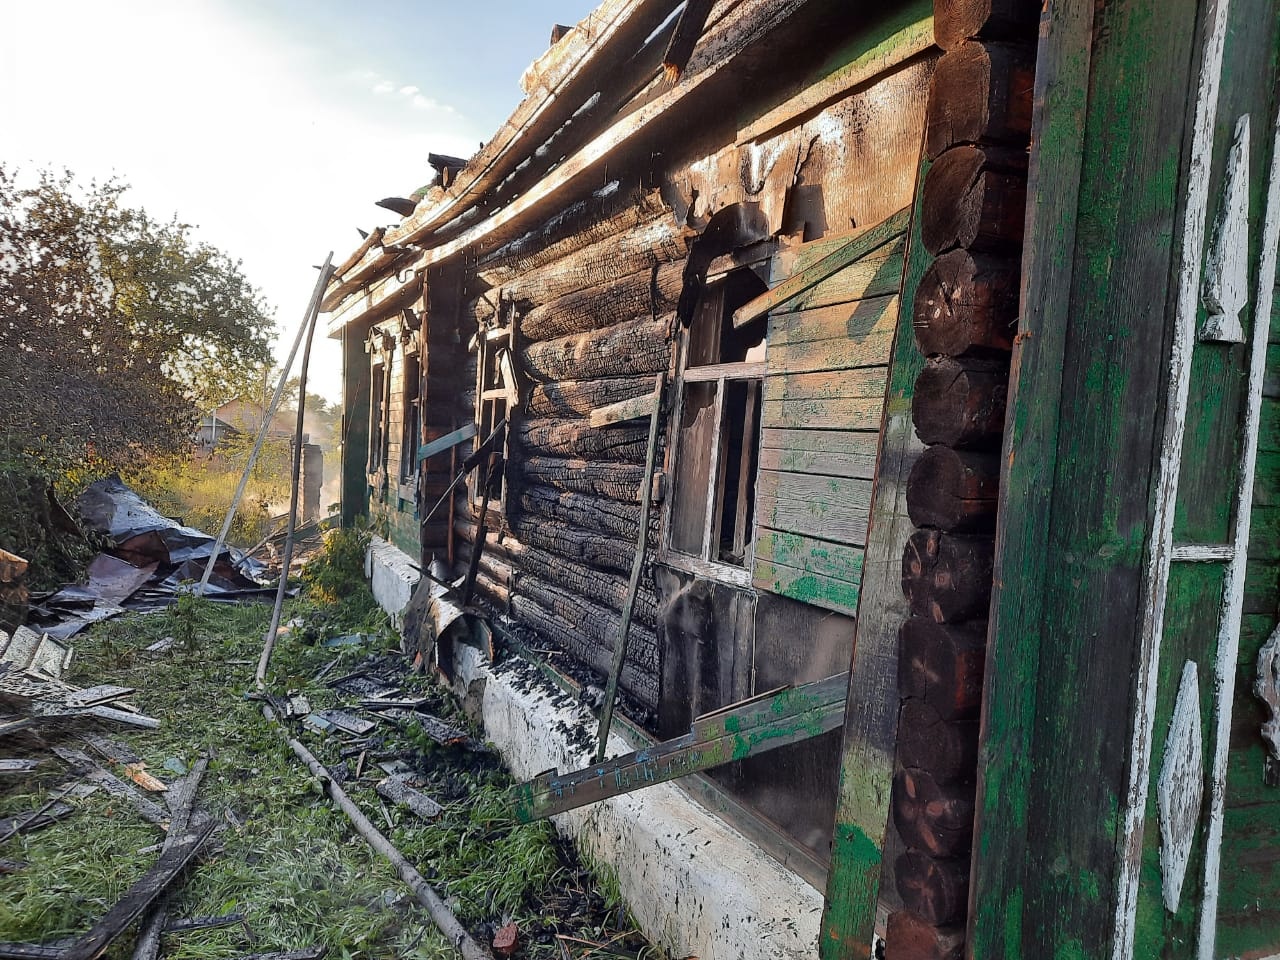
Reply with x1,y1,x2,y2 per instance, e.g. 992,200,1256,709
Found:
895,849,971,926
911,356,1008,449
932,0,1038,50
885,910,965,960
527,377,654,418
912,248,1019,355
518,419,651,463
892,767,977,858
924,41,1035,158
896,699,979,785
520,315,671,382
901,529,995,623
898,617,987,721
920,145,1027,255
906,445,1001,532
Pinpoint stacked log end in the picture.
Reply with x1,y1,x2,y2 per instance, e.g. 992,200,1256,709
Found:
891,2,1036,954
452,199,685,713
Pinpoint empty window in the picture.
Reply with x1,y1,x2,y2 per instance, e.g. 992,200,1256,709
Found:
668,270,767,572
368,358,388,475
471,320,515,509
400,350,421,482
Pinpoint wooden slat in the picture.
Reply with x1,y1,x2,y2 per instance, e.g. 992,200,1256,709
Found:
820,150,932,960
734,208,911,327
763,367,888,402
758,443,879,480
767,295,900,347
511,672,849,822
762,396,884,430
755,527,866,584
753,559,861,615
769,240,906,314
764,329,897,376
757,470,872,546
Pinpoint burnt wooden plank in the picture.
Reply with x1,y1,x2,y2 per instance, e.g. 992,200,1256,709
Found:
511,673,848,822
756,471,873,546
770,241,906,315
63,820,217,960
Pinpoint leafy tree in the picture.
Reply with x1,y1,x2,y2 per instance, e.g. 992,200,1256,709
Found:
0,165,275,470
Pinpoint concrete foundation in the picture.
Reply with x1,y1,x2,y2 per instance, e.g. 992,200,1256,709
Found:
364,535,420,624
362,542,822,958
448,645,823,960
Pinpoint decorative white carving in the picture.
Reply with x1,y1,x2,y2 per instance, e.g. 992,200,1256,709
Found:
1256,624,1280,762
1157,660,1204,914
1201,114,1251,342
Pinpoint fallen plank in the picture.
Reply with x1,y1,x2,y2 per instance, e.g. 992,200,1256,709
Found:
62,819,217,960
0,759,41,774
53,748,167,826
376,775,443,821
162,911,244,934
312,710,375,737
65,686,135,709
0,943,63,959
0,858,27,874
0,801,75,840
512,672,849,822
226,950,328,960
83,736,142,765
86,706,159,729
413,715,472,747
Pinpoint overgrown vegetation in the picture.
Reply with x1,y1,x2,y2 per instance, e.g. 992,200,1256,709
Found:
0,529,653,959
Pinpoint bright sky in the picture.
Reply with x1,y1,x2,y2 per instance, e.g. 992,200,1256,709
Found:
0,0,601,402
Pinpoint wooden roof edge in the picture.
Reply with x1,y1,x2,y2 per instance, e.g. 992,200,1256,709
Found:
321,243,417,314
393,0,824,274
324,266,424,339
383,0,682,250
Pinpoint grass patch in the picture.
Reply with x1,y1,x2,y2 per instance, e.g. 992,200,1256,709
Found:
0,530,654,959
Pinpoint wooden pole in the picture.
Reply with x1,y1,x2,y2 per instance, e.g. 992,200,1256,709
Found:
198,256,333,597
257,261,332,688
280,733,492,960
594,372,664,763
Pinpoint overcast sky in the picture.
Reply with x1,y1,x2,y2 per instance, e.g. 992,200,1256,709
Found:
0,0,601,401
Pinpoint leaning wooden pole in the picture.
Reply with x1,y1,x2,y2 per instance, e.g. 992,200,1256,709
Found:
281,733,492,960
257,257,334,687
594,373,664,763
198,256,334,597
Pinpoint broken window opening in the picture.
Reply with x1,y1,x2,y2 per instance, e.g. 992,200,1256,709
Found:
367,356,388,476
668,270,768,575
400,349,421,483
470,308,515,512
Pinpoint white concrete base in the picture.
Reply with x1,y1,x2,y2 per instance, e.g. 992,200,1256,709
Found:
450,643,823,960
364,535,420,624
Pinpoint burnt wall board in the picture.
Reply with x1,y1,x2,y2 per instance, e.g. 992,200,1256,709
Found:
753,209,911,617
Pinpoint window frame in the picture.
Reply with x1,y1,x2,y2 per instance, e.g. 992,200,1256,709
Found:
366,340,391,480
399,344,422,487
662,275,767,588
469,317,515,513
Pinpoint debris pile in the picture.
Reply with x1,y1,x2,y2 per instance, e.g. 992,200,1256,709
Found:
26,476,276,640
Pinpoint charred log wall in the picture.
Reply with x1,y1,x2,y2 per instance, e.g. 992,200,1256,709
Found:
452,198,688,713
889,2,1037,954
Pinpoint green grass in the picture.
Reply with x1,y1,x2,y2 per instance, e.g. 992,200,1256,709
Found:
0,530,655,959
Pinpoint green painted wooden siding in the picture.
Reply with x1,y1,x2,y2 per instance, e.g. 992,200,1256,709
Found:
752,217,908,617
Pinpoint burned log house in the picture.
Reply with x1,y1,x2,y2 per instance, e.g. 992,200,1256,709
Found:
326,0,1280,958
